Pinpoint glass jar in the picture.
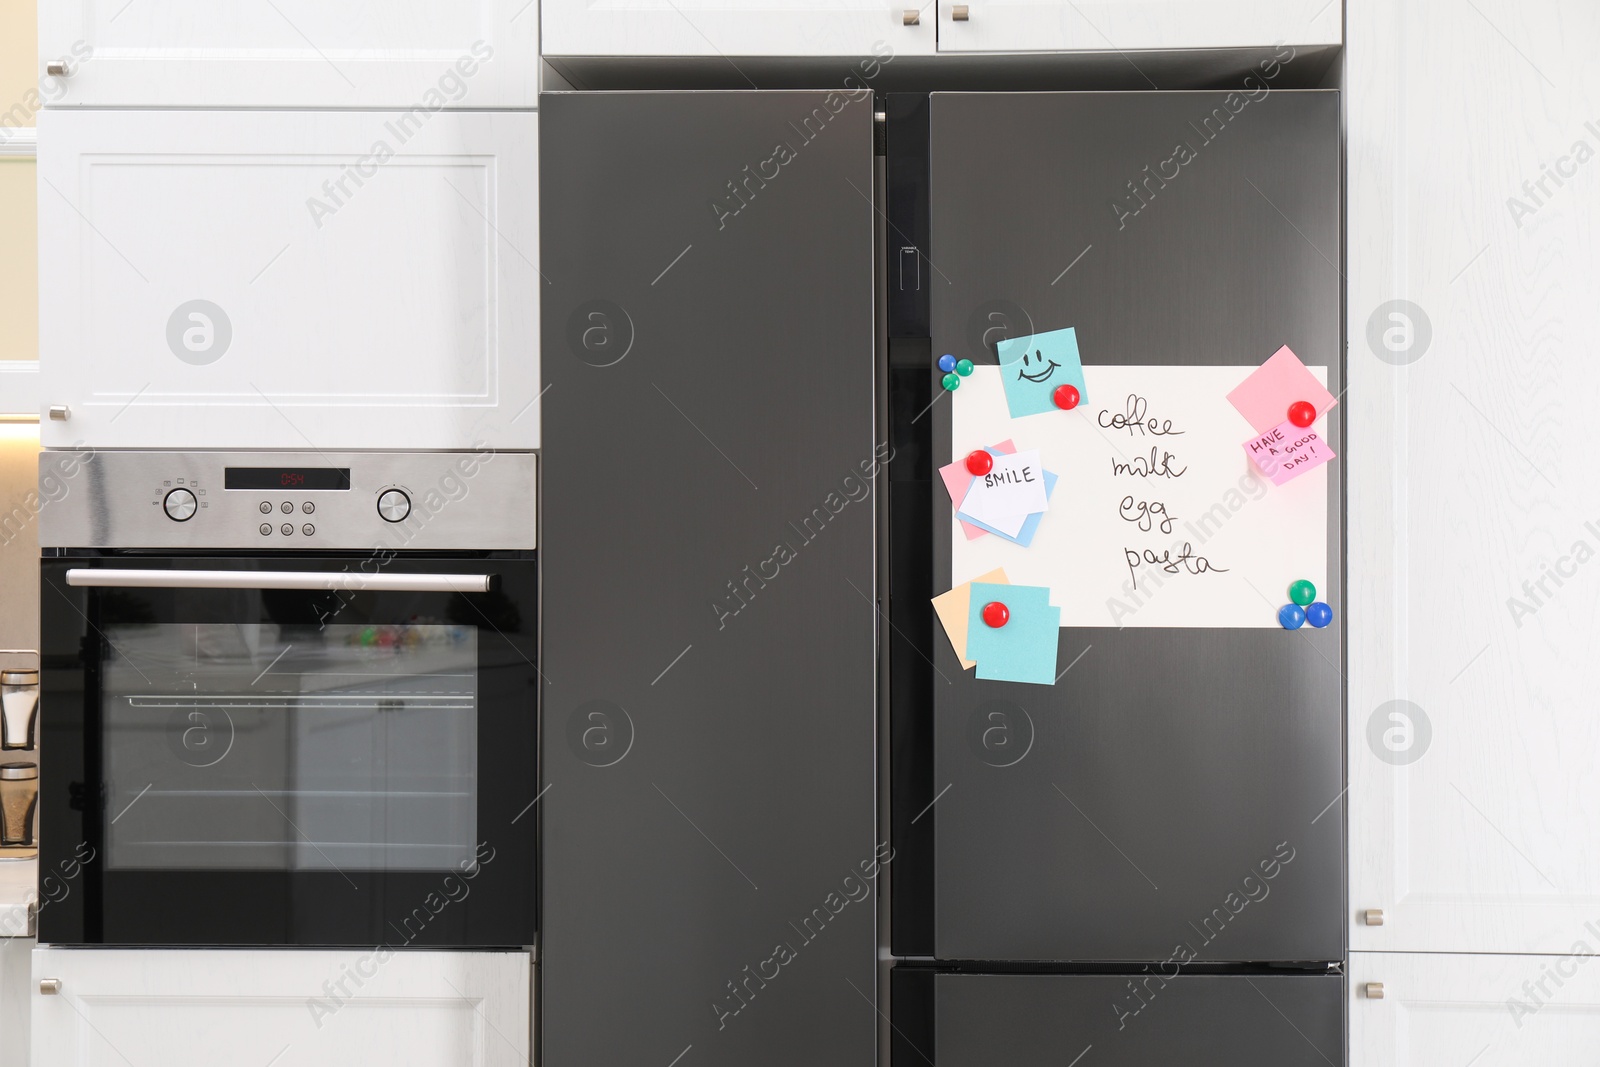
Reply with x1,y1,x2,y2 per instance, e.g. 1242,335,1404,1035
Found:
0,669,39,751
0,763,38,847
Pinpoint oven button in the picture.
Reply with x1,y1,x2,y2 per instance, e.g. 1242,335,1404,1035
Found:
376,489,411,523
281,523,294,536
280,501,294,514
163,488,197,522
302,502,314,514
260,523,273,536
302,523,315,536
259,501,272,514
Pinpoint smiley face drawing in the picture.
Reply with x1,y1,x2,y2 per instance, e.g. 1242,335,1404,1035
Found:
995,326,1088,419
1016,349,1061,384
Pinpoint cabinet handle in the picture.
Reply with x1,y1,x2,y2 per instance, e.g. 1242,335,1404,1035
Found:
1364,982,1385,999
39,979,61,995
1363,908,1384,926
952,4,970,20
902,8,920,24
45,62,67,77
48,405,70,421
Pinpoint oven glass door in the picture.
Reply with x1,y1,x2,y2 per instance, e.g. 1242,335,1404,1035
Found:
40,556,537,947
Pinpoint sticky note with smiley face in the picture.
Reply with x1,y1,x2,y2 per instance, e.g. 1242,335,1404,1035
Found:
994,327,1088,419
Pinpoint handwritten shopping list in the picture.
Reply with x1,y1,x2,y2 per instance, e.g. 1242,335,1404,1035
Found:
995,327,1088,419
957,449,1049,536
1243,420,1336,485
950,366,1329,628
965,582,1060,685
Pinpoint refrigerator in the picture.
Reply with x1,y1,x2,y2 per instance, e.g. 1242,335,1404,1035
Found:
542,86,1344,1066
888,91,1346,1063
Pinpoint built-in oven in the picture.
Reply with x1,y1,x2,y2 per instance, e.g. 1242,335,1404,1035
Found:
36,451,538,948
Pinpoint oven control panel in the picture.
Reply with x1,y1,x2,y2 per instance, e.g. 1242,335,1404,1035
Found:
38,451,537,550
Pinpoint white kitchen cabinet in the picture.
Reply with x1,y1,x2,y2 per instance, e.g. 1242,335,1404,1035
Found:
935,0,1339,52
1,938,31,1065
40,0,538,109
1350,951,1600,1065
38,109,539,452
542,0,932,57
1348,0,1600,955
32,948,530,1067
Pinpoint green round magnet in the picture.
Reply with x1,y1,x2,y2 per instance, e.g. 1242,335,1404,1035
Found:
955,358,974,376
1288,579,1316,606
941,373,961,391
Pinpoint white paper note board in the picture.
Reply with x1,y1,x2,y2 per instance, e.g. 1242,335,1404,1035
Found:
950,365,1330,628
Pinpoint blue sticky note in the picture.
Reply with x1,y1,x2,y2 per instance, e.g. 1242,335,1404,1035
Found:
958,467,1058,547
966,582,1060,685
995,327,1087,419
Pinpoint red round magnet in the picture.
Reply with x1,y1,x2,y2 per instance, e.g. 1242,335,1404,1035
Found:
965,450,994,476
981,601,1010,628
1288,400,1316,428
1053,384,1081,411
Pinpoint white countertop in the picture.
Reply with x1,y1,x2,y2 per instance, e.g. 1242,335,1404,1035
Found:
0,859,34,938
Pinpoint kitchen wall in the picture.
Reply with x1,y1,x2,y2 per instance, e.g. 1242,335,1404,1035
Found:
0,0,40,656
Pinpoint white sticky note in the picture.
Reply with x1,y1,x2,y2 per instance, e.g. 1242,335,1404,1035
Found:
958,448,1048,534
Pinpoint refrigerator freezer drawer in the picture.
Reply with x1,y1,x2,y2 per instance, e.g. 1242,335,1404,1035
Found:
895,970,1343,1066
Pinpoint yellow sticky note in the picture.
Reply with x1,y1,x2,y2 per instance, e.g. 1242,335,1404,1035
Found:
932,568,1010,669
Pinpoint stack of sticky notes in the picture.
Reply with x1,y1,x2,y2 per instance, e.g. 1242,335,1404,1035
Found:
1226,345,1338,486
938,443,1056,547
932,570,1061,685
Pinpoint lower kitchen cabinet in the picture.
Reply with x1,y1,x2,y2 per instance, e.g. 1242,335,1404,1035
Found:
1351,951,1600,1065
31,949,530,1066
1,938,31,1064
894,970,1342,1065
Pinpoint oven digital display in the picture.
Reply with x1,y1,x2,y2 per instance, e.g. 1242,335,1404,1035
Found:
225,467,352,491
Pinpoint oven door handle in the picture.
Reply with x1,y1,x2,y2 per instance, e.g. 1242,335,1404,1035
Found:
64,569,495,593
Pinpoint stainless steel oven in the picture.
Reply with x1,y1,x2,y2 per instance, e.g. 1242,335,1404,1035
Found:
36,451,537,948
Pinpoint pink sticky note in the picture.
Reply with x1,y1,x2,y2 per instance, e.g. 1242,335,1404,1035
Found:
939,440,1017,540
1243,420,1336,485
1226,345,1337,435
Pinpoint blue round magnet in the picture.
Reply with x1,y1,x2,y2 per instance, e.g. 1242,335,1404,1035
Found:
1278,603,1306,630
938,354,957,373
1306,601,1333,628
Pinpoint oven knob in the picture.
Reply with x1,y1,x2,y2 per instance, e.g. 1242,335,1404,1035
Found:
163,488,198,522
376,489,411,523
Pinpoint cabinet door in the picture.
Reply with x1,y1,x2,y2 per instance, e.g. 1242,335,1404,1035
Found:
543,0,933,56
540,92,878,1067
31,949,530,1067
1351,951,1600,1065
40,0,538,108
1347,0,1600,955
38,110,539,451
936,0,1339,52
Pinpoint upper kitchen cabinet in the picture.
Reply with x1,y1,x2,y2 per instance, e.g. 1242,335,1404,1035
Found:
542,0,933,56
39,0,539,108
936,0,1340,52
37,109,539,452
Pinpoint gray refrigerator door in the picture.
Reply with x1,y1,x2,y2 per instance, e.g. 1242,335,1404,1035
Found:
929,91,1343,962
541,93,879,1067
928,973,1343,1065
